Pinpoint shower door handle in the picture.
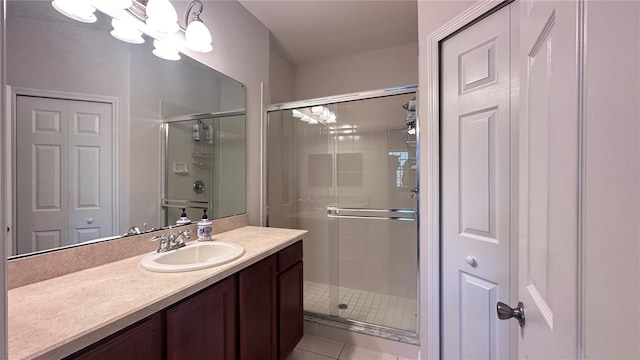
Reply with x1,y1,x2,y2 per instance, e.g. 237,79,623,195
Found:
326,207,415,221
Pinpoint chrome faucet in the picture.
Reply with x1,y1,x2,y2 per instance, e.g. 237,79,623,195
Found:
150,228,190,253
150,234,169,253
126,226,141,236
169,229,190,250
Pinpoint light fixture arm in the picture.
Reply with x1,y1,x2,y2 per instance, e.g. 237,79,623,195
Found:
185,0,204,26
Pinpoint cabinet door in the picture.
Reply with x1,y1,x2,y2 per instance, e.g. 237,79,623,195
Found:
166,275,238,360
65,313,163,360
239,255,277,360
278,261,304,360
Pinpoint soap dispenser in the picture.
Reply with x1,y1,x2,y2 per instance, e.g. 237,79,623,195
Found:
176,208,191,225
197,209,213,241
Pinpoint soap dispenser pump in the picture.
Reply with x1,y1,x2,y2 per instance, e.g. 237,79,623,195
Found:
197,209,213,241
176,208,191,225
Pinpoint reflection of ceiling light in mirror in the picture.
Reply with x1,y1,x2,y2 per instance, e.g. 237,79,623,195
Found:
292,106,337,125
52,0,97,23
146,0,179,33
110,18,144,44
153,39,181,61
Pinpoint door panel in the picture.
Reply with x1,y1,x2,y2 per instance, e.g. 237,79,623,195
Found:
17,96,68,254
16,96,113,254
441,5,511,359
68,100,113,244
518,0,579,358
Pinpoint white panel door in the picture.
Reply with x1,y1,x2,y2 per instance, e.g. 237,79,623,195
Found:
16,96,68,253
441,5,512,359
16,96,113,253
517,0,579,358
67,100,113,244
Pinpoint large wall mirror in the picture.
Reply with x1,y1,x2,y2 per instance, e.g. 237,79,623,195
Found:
5,1,246,258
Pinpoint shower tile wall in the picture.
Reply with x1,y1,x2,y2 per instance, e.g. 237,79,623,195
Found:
333,96,417,301
165,119,215,224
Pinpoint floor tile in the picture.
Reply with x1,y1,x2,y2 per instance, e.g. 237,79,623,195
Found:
303,280,417,332
296,334,345,358
338,345,397,360
288,349,336,360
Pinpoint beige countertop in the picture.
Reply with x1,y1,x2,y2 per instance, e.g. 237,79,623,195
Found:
8,226,307,360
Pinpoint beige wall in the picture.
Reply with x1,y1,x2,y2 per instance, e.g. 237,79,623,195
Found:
294,42,418,101
269,39,296,104
583,1,640,358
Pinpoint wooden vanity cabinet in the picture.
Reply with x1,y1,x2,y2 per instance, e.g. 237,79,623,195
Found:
65,240,303,360
166,275,238,360
64,313,163,360
239,254,278,360
238,240,304,360
277,242,304,360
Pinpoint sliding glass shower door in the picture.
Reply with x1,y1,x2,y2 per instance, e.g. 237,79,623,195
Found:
267,91,418,335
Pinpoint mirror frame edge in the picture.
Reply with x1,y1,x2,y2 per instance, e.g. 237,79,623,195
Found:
1,0,10,356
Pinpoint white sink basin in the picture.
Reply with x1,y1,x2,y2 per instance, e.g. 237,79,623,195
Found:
139,241,245,273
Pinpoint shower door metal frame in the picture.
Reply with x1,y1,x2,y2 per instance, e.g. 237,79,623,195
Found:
264,85,420,342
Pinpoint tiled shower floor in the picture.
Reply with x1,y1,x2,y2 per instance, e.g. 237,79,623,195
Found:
303,281,417,332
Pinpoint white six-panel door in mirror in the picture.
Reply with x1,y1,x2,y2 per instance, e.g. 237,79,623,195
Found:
518,0,579,358
16,96,113,254
441,5,511,359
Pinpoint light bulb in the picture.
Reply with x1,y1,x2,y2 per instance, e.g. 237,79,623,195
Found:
185,19,213,53
146,0,179,34
110,18,144,44
153,39,181,61
52,0,97,23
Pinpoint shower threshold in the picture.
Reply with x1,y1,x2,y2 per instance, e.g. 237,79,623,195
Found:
303,280,418,345
304,312,419,346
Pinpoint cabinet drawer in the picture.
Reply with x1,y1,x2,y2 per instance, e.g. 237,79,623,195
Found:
277,241,303,272
65,313,163,360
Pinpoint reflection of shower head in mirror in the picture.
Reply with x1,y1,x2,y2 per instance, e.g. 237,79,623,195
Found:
404,97,417,134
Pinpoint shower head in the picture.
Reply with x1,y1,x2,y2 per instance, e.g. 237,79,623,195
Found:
402,98,416,112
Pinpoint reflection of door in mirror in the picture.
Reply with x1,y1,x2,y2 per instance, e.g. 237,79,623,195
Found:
14,95,115,255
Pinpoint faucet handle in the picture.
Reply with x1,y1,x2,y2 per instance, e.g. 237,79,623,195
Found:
150,234,167,242
150,234,168,253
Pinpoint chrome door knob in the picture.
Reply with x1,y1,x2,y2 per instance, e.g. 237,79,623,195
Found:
86,218,94,224
497,301,525,328
465,256,477,267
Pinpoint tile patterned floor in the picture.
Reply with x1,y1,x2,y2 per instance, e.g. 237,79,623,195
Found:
303,281,417,332
287,334,414,360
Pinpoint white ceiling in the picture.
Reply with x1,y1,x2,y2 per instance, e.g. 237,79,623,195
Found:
237,0,418,64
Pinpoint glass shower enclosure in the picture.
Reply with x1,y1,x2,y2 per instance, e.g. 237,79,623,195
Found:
266,88,418,341
162,110,246,225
